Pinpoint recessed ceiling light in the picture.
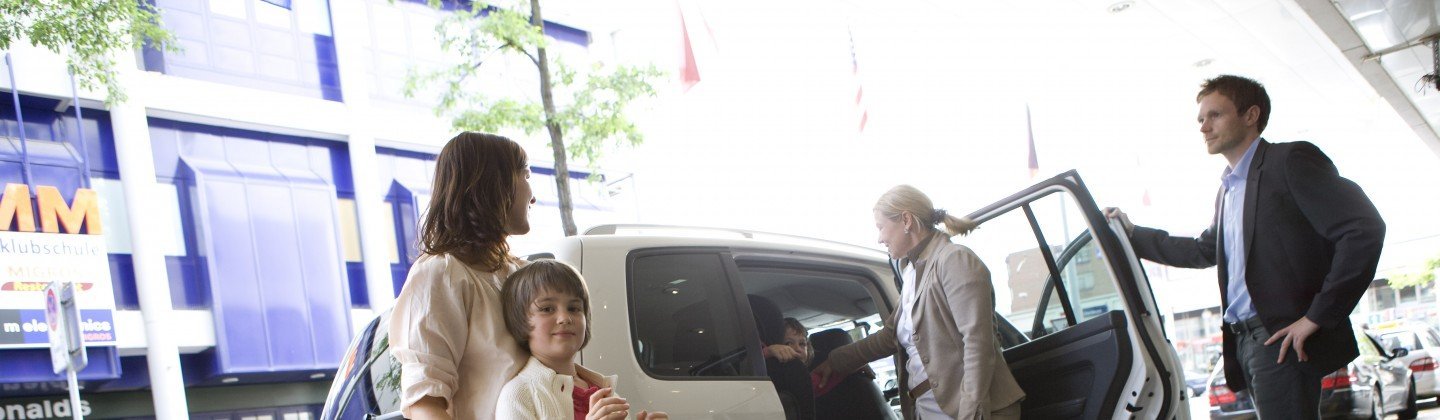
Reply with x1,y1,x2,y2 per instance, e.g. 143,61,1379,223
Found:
1108,1,1134,13
1194,58,1215,67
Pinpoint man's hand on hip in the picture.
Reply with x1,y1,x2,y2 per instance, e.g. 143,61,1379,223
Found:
1265,317,1320,363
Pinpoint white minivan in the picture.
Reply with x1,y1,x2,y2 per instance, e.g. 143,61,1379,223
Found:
321,171,1191,419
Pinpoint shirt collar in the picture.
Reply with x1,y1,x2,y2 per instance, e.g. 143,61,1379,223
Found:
1222,137,1262,181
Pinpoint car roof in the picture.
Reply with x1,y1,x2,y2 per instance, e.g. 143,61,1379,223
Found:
577,224,890,263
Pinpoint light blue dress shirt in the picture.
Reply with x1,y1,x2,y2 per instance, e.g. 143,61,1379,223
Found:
1222,138,1262,323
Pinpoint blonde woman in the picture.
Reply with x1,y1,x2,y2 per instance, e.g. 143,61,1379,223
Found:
814,185,1025,420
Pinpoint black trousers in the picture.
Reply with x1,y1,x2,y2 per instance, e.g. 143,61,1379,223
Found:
1231,317,1325,420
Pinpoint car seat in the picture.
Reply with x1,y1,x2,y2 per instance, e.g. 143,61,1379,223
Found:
748,295,815,420
810,329,897,420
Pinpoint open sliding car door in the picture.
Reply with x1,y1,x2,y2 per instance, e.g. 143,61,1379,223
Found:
961,170,1186,420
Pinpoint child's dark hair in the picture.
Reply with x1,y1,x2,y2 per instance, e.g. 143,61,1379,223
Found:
502,259,592,348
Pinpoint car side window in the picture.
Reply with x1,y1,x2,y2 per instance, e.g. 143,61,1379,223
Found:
965,191,1122,344
629,251,758,378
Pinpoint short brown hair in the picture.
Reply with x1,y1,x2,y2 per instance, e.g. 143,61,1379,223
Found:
783,317,806,337
502,259,592,349
1198,75,1271,133
419,132,528,272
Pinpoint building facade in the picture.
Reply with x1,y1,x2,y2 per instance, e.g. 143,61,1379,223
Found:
0,1,632,417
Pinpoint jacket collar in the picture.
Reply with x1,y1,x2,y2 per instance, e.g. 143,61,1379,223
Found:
902,230,947,271
520,356,614,395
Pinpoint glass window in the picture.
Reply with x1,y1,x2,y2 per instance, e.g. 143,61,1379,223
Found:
967,190,1122,344
629,252,756,378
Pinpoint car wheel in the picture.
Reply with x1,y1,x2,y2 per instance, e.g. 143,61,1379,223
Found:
1398,380,1419,420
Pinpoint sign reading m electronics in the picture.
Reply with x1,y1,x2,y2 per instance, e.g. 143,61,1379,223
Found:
0,184,116,349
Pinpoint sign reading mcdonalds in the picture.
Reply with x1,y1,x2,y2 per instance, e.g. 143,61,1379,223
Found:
0,183,116,349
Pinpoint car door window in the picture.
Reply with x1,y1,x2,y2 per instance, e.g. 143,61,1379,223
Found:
966,190,1122,343
629,251,759,378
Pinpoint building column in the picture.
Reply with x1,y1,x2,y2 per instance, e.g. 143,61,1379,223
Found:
108,51,190,417
331,1,396,312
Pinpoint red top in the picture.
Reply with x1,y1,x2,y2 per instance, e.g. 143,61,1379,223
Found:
572,382,602,420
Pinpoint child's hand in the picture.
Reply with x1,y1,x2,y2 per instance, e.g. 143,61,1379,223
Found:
766,344,800,362
586,388,629,420
636,410,669,420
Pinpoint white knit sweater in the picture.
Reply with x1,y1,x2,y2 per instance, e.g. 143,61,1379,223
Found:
497,357,619,420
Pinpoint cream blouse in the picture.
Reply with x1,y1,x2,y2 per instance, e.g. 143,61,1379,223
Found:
388,253,529,419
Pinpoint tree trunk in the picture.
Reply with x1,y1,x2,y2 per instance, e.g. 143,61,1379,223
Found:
529,0,577,236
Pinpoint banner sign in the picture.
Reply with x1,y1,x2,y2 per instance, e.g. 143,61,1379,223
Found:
0,232,116,349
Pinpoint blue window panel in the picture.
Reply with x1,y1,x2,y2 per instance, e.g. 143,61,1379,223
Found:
150,122,352,374
0,347,121,384
109,254,140,310
148,119,358,314
345,262,367,307
375,148,435,297
148,1,343,101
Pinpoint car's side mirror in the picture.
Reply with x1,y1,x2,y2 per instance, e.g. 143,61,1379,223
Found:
1391,347,1410,358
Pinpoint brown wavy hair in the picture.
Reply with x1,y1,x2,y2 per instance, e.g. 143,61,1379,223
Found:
419,132,528,272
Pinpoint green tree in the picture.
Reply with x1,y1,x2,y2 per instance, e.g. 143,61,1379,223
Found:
1388,254,1440,289
408,0,661,236
0,0,174,103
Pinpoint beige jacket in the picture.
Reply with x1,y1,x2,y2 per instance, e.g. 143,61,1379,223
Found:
389,254,529,419
828,233,1025,419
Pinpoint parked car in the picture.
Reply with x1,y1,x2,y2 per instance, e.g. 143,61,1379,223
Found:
1207,326,1418,419
1370,320,1440,400
320,171,1190,419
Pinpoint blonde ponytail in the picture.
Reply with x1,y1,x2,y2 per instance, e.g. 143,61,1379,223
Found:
875,185,980,238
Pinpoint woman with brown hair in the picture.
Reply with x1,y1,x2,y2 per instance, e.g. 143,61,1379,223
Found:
388,132,536,419
814,185,1025,420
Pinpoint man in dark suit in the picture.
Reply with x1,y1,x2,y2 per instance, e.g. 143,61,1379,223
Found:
1105,74,1384,418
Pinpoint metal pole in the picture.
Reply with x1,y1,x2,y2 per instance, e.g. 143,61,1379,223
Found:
107,49,190,418
69,72,91,189
66,367,82,420
4,52,35,193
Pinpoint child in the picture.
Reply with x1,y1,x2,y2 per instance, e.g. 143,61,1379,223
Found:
497,260,669,420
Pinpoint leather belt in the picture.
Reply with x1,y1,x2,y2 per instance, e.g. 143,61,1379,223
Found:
1224,317,1265,335
908,380,933,400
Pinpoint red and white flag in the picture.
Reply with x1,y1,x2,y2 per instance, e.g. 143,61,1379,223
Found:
675,0,718,92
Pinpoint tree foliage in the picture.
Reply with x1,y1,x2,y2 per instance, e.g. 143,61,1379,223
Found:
406,0,661,235
1388,255,1440,289
0,0,174,103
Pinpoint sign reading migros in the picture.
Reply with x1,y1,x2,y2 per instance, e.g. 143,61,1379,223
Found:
0,183,116,350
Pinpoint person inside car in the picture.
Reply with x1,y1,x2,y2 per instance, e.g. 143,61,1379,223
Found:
783,318,815,367
496,260,668,420
387,132,535,419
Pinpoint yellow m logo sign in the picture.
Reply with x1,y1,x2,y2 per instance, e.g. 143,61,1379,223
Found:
0,183,102,234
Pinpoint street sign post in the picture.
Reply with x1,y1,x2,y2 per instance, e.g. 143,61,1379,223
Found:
45,281,86,420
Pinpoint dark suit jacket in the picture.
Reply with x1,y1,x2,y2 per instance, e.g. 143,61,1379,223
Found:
1129,140,1384,392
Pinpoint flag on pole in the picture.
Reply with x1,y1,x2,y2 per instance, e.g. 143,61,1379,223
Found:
1026,104,1039,179
677,2,702,91
847,26,869,133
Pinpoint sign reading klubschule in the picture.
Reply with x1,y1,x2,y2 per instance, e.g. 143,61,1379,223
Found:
0,183,116,349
